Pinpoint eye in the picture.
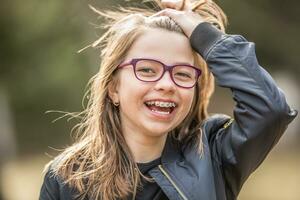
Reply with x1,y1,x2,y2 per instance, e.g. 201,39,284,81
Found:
174,71,193,81
135,60,162,78
137,67,155,74
173,66,196,81
175,72,192,78
135,66,158,78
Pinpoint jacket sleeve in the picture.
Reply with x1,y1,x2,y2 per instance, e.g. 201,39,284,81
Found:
190,22,298,198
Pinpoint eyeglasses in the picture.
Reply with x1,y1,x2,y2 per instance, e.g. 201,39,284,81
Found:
117,58,201,89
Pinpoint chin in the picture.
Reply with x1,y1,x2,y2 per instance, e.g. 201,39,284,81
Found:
144,125,175,138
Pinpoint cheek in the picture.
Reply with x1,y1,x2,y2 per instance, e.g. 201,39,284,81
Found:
118,73,149,104
183,90,195,108
178,90,195,119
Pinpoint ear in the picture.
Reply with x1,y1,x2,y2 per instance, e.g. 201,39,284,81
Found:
108,79,119,104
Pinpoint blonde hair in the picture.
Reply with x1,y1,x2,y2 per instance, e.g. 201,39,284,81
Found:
46,0,227,199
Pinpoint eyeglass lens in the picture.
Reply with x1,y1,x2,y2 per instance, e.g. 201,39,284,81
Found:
135,59,198,88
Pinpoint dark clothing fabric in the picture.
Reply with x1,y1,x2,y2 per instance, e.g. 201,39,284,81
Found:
39,22,298,200
136,157,169,200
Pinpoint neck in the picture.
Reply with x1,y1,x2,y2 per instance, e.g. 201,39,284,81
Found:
123,130,168,163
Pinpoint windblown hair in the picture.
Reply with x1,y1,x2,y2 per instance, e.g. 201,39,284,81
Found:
46,0,227,199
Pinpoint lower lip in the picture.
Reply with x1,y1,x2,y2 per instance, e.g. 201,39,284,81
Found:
144,104,177,120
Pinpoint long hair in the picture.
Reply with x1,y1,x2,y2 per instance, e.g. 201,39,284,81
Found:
46,0,227,199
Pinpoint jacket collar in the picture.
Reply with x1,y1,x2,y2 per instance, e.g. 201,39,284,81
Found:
160,114,231,165
161,134,182,165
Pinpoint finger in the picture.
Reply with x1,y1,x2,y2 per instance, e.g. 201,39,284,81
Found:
149,10,163,18
150,9,176,18
161,0,184,10
156,9,178,18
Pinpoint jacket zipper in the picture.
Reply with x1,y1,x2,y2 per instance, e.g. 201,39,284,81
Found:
223,118,234,129
158,164,188,200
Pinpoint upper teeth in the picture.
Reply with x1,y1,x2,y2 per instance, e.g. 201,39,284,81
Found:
145,101,176,108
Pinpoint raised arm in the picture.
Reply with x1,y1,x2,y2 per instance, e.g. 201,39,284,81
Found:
190,22,298,198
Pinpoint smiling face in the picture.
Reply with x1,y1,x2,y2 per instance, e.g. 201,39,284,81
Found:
109,27,196,139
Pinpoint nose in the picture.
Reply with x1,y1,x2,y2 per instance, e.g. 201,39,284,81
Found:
154,71,176,92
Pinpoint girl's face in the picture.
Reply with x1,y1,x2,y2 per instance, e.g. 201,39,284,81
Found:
109,28,196,139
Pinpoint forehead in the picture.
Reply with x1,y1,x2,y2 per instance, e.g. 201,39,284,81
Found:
124,28,194,65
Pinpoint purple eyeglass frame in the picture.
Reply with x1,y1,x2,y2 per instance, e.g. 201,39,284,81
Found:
117,58,202,89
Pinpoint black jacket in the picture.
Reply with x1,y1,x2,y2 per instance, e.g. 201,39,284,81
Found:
39,22,298,200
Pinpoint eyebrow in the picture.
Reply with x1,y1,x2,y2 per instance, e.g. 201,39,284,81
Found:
122,57,194,66
173,61,194,65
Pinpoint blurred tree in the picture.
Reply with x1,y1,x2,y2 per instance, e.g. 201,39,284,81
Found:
0,0,299,157
0,0,98,154
218,0,300,74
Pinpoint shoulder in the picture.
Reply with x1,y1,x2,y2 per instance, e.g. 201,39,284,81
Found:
39,167,62,199
39,156,79,200
201,113,233,139
180,114,233,153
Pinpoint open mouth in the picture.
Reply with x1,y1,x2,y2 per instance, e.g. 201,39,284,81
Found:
144,100,177,115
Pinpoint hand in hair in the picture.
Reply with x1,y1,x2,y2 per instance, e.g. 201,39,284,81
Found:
151,0,205,38
161,0,191,11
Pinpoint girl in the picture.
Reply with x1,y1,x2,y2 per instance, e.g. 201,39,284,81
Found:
39,0,297,199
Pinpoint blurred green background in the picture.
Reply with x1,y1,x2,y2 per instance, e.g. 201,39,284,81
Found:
0,0,299,199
